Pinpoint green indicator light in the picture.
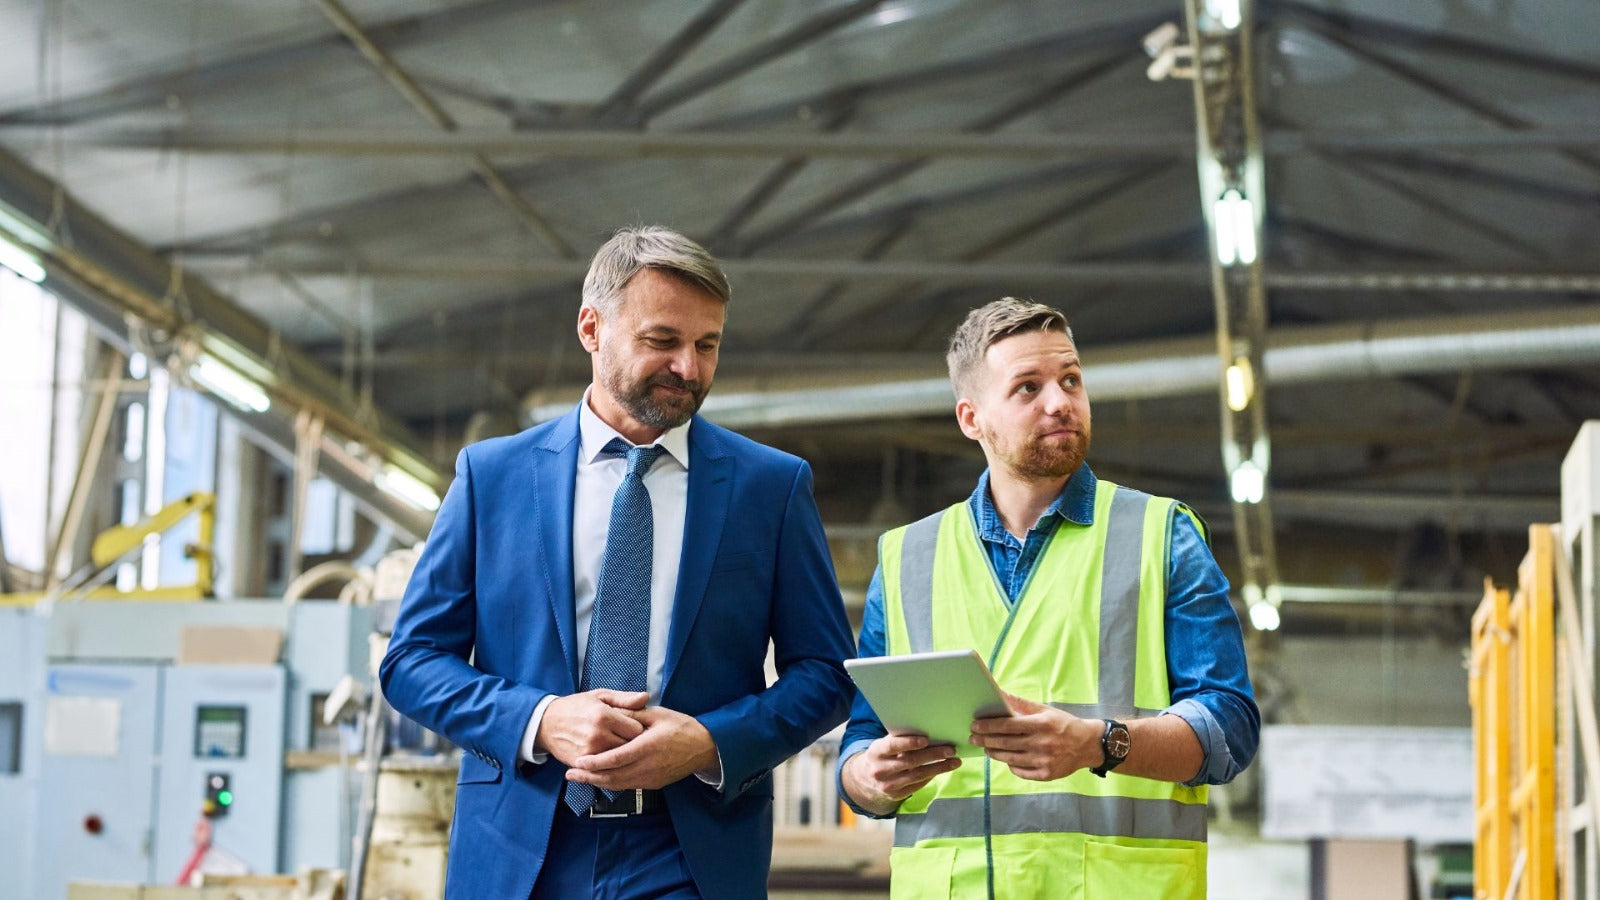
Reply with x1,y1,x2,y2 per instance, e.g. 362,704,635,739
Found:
217,790,233,806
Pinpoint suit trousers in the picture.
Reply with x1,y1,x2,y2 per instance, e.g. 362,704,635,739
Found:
529,802,701,900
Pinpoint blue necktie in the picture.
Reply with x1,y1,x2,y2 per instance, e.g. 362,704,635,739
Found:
565,439,666,816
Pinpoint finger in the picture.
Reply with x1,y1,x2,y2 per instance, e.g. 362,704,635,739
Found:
898,745,959,767
879,733,936,754
1002,692,1047,715
884,759,962,796
573,736,651,772
565,765,639,788
599,708,646,741
593,689,650,710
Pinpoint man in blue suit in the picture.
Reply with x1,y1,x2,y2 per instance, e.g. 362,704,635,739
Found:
380,226,856,899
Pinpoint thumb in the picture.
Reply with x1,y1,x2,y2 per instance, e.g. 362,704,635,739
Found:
1003,691,1047,715
594,689,650,710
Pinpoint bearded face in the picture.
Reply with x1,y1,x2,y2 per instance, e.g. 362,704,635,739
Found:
580,268,725,443
958,329,1093,484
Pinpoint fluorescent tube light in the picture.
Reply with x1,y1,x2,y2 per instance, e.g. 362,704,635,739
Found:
1205,0,1243,30
1225,357,1254,411
0,235,45,283
1212,189,1257,266
191,353,271,413
376,464,441,512
1247,600,1280,631
1229,458,1265,504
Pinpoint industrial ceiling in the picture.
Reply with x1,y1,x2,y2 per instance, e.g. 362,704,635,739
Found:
1,0,1597,635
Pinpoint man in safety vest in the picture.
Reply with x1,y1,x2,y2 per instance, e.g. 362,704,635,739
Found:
837,297,1259,899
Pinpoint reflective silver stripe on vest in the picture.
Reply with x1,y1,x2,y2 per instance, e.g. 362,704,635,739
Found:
895,792,1207,846
1098,489,1150,714
1049,702,1164,720
898,509,945,654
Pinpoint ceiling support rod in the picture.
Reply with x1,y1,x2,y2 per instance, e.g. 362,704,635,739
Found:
1179,0,1283,630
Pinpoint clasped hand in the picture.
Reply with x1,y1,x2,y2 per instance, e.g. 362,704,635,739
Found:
537,689,718,791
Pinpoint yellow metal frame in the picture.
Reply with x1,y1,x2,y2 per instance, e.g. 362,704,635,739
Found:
1472,524,1558,899
0,491,215,606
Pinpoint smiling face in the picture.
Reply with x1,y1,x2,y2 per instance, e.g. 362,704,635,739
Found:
578,266,725,444
956,327,1091,483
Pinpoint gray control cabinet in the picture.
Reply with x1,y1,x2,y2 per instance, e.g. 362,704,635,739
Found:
153,665,285,884
33,664,162,900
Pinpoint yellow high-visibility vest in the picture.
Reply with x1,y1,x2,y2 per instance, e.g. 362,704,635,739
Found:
878,479,1209,899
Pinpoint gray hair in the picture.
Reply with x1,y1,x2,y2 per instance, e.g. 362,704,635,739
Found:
581,225,730,313
946,297,1073,399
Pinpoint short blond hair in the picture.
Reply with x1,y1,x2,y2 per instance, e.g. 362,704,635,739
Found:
946,297,1073,399
581,225,730,313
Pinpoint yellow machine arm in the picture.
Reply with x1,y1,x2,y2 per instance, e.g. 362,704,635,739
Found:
1,491,216,605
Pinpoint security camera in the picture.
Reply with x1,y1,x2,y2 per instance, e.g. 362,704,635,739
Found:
1143,22,1181,59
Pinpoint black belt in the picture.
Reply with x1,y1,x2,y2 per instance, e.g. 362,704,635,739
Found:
582,788,666,818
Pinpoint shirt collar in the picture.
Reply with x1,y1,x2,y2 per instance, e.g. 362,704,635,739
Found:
578,387,691,470
967,462,1098,541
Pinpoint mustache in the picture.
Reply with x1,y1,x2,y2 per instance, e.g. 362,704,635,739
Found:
650,373,703,394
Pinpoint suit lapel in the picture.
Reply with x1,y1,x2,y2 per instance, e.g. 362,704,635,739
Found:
662,416,732,692
530,408,581,689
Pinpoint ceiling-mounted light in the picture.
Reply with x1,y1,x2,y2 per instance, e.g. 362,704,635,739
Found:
1205,0,1243,30
1213,189,1257,266
1225,356,1255,411
376,464,440,512
191,353,270,413
1247,599,1280,631
1230,457,1265,504
0,234,45,283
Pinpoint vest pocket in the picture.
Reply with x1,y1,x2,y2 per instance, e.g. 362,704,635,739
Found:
890,845,956,899
1083,839,1204,900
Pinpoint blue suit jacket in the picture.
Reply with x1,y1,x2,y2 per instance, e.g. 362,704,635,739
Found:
379,407,856,899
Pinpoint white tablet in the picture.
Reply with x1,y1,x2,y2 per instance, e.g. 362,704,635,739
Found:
845,648,1011,757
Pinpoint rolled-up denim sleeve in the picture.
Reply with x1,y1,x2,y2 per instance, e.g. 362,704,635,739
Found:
1164,513,1261,786
837,565,893,818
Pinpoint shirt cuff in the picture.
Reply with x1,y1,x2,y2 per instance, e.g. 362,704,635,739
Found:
694,745,724,790
1165,698,1237,786
521,694,557,764
836,738,894,819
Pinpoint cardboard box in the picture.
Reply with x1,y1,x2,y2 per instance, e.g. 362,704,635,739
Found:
177,625,283,665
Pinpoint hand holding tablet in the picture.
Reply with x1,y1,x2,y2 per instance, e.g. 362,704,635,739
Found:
845,648,1012,756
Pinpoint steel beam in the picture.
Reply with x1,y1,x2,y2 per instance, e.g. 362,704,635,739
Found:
594,0,747,121
632,0,889,121
0,0,535,126
0,145,441,542
187,252,1600,293
23,124,1600,158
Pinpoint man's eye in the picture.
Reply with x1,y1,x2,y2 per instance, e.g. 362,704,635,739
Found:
1015,382,1037,395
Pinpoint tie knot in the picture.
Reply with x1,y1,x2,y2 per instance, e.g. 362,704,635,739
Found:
605,438,667,477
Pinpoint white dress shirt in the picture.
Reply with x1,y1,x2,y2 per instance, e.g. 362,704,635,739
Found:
519,392,690,763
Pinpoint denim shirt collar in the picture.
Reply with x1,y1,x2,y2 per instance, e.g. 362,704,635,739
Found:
967,462,1098,546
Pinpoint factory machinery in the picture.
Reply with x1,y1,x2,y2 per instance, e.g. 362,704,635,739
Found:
0,532,880,899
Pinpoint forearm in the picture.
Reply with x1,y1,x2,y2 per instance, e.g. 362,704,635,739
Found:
1117,713,1204,784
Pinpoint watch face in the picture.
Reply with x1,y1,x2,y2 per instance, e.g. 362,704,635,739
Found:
1106,723,1131,759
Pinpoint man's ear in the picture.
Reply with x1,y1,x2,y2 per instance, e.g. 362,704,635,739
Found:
577,306,601,352
955,397,983,442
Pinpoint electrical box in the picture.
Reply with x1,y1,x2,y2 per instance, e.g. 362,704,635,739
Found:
33,664,163,899
153,665,285,884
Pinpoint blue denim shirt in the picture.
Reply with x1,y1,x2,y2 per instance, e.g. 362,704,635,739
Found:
838,464,1260,816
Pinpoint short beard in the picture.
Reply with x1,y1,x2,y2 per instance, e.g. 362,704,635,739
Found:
1008,432,1090,481
605,369,708,430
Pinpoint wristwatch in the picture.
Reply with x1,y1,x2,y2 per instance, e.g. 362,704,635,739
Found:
1090,719,1130,777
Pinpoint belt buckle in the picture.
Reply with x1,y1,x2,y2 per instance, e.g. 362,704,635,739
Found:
589,789,644,818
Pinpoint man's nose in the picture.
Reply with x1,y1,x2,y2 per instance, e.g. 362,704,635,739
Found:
1040,382,1071,415
668,346,700,382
